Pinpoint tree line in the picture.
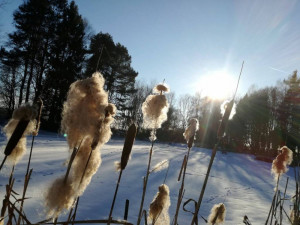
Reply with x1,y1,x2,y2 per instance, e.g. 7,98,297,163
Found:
0,0,137,130
1,0,299,156
130,71,300,157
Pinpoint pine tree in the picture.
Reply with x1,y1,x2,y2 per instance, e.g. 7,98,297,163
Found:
85,32,138,128
42,0,86,129
279,71,300,148
7,0,52,105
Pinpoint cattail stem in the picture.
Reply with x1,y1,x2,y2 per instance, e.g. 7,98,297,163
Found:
190,142,219,225
17,169,33,225
265,175,280,225
142,210,148,225
107,170,123,225
1,165,15,223
0,155,7,171
79,149,93,185
137,140,154,225
280,177,289,224
64,140,83,183
173,146,191,225
38,219,134,225
17,134,37,225
71,197,80,225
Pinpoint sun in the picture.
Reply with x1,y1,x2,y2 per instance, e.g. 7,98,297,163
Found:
196,70,236,100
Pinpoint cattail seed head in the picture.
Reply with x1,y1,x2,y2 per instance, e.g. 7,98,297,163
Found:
142,94,169,130
153,84,170,94
44,176,76,218
183,118,199,148
207,203,226,225
148,184,171,225
115,123,137,171
217,99,234,138
3,105,37,164
61,72,111,149
272,146,293,179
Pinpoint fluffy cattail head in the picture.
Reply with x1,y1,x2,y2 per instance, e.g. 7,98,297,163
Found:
220,100,236,120
142,94,169,130
217,99,234,138
272,146,293,178
61,72,110,149
12,104,37,121
153,84,170,94
183,118,199,148
44,176,76,218
148,184,171,225
207,203,226,225
115,123,137,171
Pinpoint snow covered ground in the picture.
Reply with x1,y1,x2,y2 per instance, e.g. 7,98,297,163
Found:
0,131,296,224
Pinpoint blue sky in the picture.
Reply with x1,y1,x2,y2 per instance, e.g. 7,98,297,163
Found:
1,0,300,99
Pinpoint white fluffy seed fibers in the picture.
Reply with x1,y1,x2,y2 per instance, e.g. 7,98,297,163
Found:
153,84,170,94
44,177,76,218
148,184,171,225
207,203,226,225
142,95,169,130
272,146,293,179
183,118,199,142
61,72,110,149
45,72,116,218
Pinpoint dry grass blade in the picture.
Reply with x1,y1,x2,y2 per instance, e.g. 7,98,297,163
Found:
150,160,169,174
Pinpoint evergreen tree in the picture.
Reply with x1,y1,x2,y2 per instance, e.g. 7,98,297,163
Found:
278,71,300,148
0,48,21,115
42,0,86,129
7,0,52,105
85,32,138,127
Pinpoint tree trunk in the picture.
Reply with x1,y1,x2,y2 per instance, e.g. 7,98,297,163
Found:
25,56,35,102
18,60,29,106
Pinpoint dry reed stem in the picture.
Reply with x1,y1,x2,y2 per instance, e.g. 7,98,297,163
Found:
137,140,154,225
265,175,280,225
17,100,43,225
173,152,189,225
108,124,137,225
0,166,15,224
34,219,134,225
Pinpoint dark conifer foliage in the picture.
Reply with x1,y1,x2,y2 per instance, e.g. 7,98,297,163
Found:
41,0,86,129
85,33,138,128
0,0,87,129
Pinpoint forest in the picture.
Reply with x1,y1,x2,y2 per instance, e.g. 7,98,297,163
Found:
0,0,300,157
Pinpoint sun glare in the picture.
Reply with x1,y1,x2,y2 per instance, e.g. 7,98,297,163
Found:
197,71,236,100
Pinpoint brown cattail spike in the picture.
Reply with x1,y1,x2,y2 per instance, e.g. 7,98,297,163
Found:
4,120,30,156
120,123,137,170
217,100,234,138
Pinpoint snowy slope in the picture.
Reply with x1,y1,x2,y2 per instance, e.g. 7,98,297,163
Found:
0,131,296,224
